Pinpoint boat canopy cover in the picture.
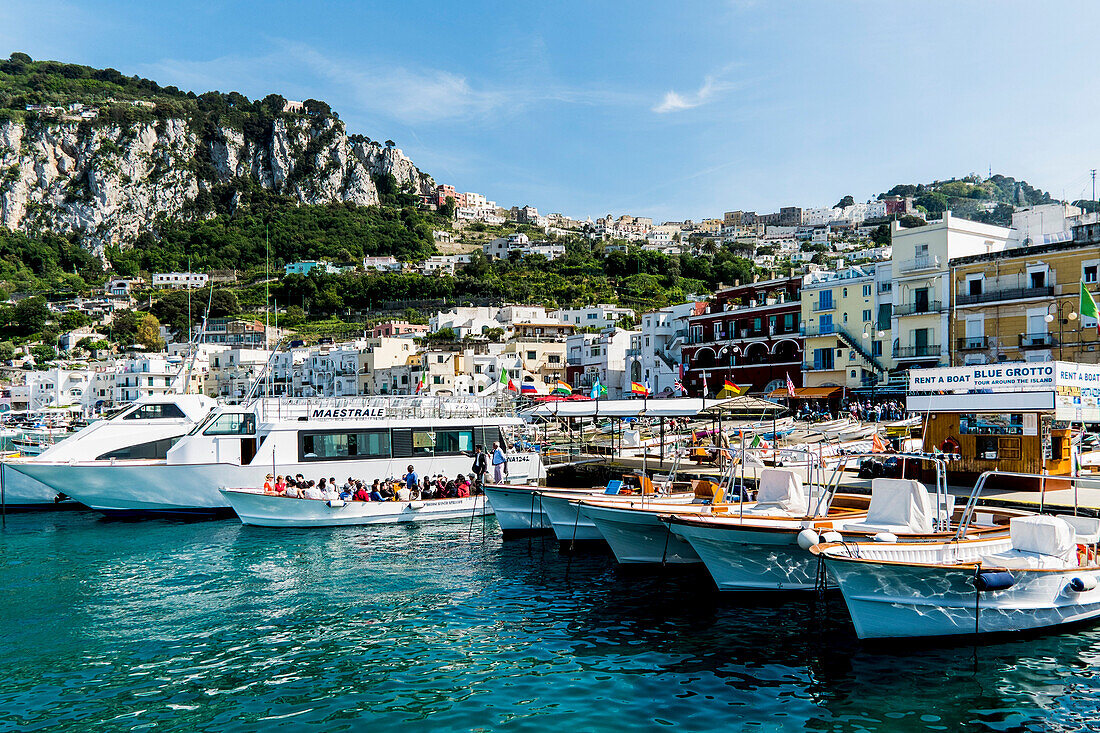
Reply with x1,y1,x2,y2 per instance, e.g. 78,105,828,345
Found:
701,395,787,414
846,478,932,534
747,468,806,515
522,398,730,419
1009,515,1076,559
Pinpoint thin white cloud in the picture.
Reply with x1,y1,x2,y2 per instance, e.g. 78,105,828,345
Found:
653,71,738,114
141,40,640,126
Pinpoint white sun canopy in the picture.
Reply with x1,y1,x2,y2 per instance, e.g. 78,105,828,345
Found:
522,398,729,419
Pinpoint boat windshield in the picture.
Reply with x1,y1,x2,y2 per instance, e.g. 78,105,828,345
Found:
187,411,219,436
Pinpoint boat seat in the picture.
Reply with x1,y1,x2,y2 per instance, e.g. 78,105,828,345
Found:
604,480,624,495
983,515,1077,569
1059,515,1100,545
740,468,806,516
841,478,933,534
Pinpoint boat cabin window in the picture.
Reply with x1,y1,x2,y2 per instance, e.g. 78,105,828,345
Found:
300,430,391,461
411,430,435,456
203,413,256,436
436,429,473,455
97,436,181,460
124,403,187,420
959,413,1023,436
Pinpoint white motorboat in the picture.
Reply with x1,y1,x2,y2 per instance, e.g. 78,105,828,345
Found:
577,499,704,564
10,396,542,514
2,394,217,506
482,483,591,534
542,487,696,543
221,488,491,527
816,514,1100,639
666,457,1024,591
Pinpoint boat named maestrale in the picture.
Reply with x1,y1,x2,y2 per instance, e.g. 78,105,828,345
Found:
907,360,1096,490
8,395,542,515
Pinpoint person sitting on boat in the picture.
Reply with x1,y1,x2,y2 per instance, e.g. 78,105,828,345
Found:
338,483,353,501
353,483,370,502
274,475,287,495
263,473,275,493
322,481,339,502
380,481,395,500
369,483,385,502
293,473,307,489
343,477,355,494
455,475,471,499
317,478,328,494
303,481,323,500
396,480,411,501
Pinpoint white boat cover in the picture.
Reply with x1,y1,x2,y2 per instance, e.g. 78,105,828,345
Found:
745,468,806,515
982,515,1077,569
844,478,932,534
1010,515,1076,559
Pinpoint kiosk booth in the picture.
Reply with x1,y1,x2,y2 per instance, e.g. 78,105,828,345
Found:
906,361,1097,489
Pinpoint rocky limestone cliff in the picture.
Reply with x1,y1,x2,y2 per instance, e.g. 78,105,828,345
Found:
0,114,434,254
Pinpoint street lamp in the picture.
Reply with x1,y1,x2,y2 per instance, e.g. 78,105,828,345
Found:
1044,303,1078,360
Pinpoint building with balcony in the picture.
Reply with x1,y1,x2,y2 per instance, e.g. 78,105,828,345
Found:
625,302,697,396
551,304,636,329
890,212,1011,371
566,327,637,398
682,276,802,395
949,224,1100,366
799,265,892,391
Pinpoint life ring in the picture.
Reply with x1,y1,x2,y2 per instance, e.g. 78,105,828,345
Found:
940,437,960,454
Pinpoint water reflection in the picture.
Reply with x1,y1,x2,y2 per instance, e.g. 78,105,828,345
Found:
0,513,1098,731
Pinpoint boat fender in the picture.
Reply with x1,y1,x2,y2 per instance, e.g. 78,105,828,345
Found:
326,499,346,508
974,571,1015,592
872,532,898,543
797,529,820,551
1069,576,1098,592
821,531,843,544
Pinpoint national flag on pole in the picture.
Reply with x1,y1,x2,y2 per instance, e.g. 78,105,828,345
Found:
786,372,796,398
631,381,649,395
722,379,744,396
553,380,572,395
702,373,708,396
674,379,687,395
872,433,887,453
749,435,770,450
415,371,428,394
520,383,538,394
1082,280,1099,332
500,368,518,393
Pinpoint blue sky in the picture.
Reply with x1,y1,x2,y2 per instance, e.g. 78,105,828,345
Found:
3,1,1099,221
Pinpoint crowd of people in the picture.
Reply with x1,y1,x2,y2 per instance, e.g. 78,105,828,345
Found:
848,400,907,423
264,468,479,502
260,442,511,503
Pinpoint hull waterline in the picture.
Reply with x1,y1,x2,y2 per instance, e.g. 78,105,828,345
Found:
221,489,492,528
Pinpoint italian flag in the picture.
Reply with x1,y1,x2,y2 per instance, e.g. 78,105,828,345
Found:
500,367,518,393
1082,280,1099,333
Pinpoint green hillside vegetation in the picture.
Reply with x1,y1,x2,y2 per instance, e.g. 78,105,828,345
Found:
881,174,1053,225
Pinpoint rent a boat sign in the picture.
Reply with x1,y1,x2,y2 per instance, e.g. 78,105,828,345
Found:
907,361,1100,421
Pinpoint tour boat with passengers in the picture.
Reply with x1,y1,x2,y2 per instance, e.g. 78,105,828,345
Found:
814,470,1100,639
2,394,217,506
221,488,491,527
8,395,543,515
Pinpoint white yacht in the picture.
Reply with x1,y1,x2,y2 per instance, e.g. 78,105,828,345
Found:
2,395,217,506
9,396,543,515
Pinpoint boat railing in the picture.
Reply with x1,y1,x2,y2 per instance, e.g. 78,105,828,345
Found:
813,452,955,531
953,470,1095,541
250,395,519,422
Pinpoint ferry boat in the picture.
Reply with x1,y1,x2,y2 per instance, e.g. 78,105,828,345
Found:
2,395,217,506
9,396,543,515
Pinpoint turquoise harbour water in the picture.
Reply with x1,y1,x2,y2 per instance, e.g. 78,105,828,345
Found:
2,512,1100,732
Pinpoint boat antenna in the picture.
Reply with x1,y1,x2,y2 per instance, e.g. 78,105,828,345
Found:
173,280,215,395
265,225,270,352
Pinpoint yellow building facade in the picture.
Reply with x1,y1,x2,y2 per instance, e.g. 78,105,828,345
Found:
949,236,1100,366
